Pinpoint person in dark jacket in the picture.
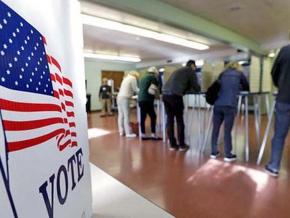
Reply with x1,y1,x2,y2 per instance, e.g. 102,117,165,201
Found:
99,78,113,117
265,45,290,177
210,61,249,162
162,60,201,151
138,67,160,140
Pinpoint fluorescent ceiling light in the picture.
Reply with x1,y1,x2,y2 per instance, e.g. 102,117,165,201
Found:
268,52,275,58
82,14,209,51
83,52,141,62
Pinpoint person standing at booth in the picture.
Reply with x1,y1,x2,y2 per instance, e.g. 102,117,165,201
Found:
210,62,249,162
265,45,290,177
162,60,201,151
117,71,139,138
99,77,113,117
138,67,160,140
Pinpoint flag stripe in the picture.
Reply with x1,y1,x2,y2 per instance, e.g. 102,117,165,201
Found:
63,77,72,88
8,128,65,152
3,118,64,131
0,99,61,112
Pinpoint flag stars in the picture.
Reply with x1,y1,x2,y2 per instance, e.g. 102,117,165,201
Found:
0,51,4,56
29,78,33,82
34,46,37,50
6,70,10,75
16,28,19,33
14,57,18,62
20,22,23,27
40,75,43,79
36,43,39,47
27,36,30,40
25,63,28,67
19,74,23,79
21,46,24,51
17,51,20,55
35,67,38,71
15,81,18,86
26,84,29,88
38,82,41,85
0,24,3,29
8,63,12,68
31,30,34,34
9,38,13,44
1,77,5,82
44,89,47,93
32,72,35,76
37,61,40,65
12,32,16,37
7,12,11,17
36,87,39,91
24,40,27,44
3,44,8,49
31,52,34,56
3,19,7,24
21,68,24,72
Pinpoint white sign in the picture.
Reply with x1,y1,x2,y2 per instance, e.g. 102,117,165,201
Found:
0,0,92,217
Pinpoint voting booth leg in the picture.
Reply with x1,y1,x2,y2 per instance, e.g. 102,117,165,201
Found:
257,100,276,165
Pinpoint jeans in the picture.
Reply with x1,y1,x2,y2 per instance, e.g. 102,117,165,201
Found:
117,97,131,135
139,101,156,134
267,102,290,171
211,106,236,156
163,95,185,147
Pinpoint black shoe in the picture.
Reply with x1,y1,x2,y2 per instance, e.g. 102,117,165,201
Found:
224,154,237,162
179,145,190,151
210,151,220,159
265,165,279,177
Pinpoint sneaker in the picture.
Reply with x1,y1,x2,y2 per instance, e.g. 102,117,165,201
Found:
126,133,136,138
210,151,220,159
169,145,178,151
224,154,237,162
265,165,279,177
150,133,162,140
179,145,190,151
141,133,150,140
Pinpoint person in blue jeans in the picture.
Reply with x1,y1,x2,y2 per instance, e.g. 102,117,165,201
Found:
210,61,249,162
265,45,290,177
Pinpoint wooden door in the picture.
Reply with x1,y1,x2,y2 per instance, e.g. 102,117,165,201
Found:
101,70,124,92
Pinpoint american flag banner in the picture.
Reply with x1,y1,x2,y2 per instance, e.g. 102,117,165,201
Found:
0,1,78,154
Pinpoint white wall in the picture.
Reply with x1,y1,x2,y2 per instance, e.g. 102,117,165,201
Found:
85,59,136,110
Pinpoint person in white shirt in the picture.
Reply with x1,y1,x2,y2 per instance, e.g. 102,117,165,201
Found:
117,71,139,138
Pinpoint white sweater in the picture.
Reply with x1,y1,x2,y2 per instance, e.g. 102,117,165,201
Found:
117,75,138,98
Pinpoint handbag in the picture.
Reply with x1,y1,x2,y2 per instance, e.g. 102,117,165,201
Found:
148,83,158,96
205,79,221,105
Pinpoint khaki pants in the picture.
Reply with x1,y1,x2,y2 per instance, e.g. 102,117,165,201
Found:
101,99,112,115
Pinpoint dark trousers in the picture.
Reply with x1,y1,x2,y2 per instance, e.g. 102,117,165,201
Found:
211,106,236,156
267,102,290,171
163,95,185,147
139,101,156,134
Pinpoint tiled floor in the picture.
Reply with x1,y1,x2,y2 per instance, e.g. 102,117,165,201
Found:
88,110,290,218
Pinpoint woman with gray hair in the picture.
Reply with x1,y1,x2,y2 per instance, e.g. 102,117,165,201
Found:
117,71,139,138
210,61,249,161
138,67,160,140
